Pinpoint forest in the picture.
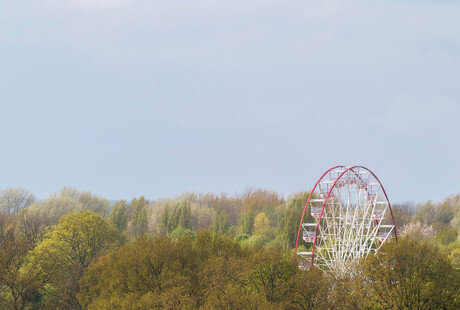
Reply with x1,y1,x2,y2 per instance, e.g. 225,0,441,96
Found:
0,187,459,309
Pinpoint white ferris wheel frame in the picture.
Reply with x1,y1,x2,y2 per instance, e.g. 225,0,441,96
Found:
295,166,398,273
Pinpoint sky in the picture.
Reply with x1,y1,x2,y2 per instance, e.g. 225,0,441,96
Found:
1,0,459,203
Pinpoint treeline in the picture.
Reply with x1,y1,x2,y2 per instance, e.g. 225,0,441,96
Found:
0,187,459,309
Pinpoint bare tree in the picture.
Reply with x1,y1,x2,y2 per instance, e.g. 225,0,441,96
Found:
18,209,51,246
0,188,35,215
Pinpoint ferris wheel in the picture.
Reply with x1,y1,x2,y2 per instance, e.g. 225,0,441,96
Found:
295,166,398,274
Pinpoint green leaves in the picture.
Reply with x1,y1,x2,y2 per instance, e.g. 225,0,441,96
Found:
158,199,193,235
360,238,460,309
1,187,459,309
28,210,120,308
79,235,198,309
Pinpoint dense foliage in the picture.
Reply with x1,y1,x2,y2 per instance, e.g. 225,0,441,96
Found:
0,187,459,309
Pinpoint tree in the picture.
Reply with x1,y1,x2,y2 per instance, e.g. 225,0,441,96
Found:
212,209,229,234
0,188,35,215
391,201,416,230
109,200,129,232
170,226,196,240
254,212,270,233
127,197,149,238
435,226,458,246
178,199,192,230
17,208,50,246
242,234,270,249
240,189,284,212
0,215,45,310
27,195,82,225
234,233,251,243
417,200,454,226
416,200,437,225
283,267,329,310
399,221,435,242
29,211,120,309
450,247,460,270
55,187,110,216
200,256,271,309
249,245,297,304
27,188,110,226
240,206,255,235
360,238,460,309
157,199,193,236
79,236,198,309
279,192,310,248
158,204,172,235
77,191,110,216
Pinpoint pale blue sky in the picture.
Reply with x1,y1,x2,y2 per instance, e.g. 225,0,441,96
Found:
1,0,459,203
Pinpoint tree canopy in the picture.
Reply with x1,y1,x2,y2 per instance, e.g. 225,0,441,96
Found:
0,187,458,309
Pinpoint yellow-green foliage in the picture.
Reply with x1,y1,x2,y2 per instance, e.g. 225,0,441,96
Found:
359,238,460,309
2,189,460,309
254,212,270,233
28,210,120,308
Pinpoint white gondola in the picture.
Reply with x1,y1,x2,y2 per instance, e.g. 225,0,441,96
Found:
302,223,317,242
372,209,386,220
310,207,322,218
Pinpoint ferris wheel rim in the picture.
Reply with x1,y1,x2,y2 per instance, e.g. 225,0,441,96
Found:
294,165,346,251
295,165,398,270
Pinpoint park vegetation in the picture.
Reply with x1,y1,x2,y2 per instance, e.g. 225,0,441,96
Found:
0,187,459,309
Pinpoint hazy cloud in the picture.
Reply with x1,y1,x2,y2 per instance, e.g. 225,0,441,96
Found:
41,0,134,9
1,0,460,202
367,95,459,133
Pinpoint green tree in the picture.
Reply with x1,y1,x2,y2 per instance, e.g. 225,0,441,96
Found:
279,192,310,248
240,206,255,235
234,233,250,243
435,226,458,246
242,234,270,249
283,267,329,310
158,204,172,235
450,247,460,270
157,199,192,236
29,211,120,309
360,238,460,309
127,197,149,238
77,190,110,216
79,236,198,310
0,215,45,310
391,201,416,230
416,200,436,225
249,245,297,304
109,200,129,232
170,226,196,240
178,198,192,230
417,200,455,226
212,209,229,234
200,254,271,309
253,212,270,233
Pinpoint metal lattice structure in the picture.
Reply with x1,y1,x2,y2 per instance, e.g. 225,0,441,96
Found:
295,166,397,274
